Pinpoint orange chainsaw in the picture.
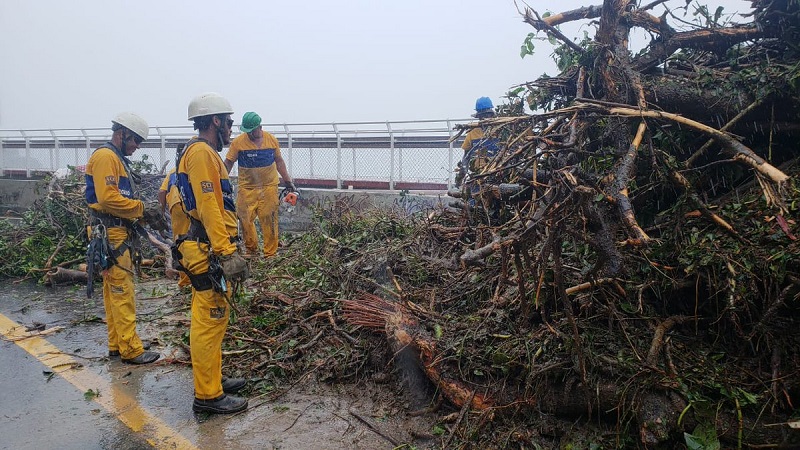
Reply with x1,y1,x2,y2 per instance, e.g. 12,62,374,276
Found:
280,186,299,207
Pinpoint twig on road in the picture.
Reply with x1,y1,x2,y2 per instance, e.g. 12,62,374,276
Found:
349,409,400,447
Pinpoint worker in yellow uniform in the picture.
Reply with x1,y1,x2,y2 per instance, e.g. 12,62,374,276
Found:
85,112,161,365
456,97,502,224
175,92,249,414
158,165,190,288
224,111,295,258
457,96,499,187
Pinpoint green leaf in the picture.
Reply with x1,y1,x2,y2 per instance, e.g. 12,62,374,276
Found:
84,388,100,401
684,423,720,450
736,388,758,405
684,433,704,450
520,33,537,59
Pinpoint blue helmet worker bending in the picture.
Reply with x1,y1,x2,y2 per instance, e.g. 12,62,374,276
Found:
456,96,500,188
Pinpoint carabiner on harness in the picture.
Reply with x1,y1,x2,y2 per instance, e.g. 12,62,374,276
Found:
86,224,117,298
207,252,227,294
91,224,116,271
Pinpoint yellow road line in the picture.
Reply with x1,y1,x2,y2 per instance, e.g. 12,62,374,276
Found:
0,313,198,450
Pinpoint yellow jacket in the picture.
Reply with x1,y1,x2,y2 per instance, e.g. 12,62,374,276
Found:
85,145,143,220
159,169,190,238
461,127,500,171
176,140,238,256
225,132,282,189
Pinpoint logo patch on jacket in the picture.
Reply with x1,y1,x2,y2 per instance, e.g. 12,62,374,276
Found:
201,181,213,193
105,176,117,186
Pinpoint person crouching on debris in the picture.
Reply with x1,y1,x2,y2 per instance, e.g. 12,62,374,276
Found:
175,93,249,414
224,111,296,259
85,112,161,365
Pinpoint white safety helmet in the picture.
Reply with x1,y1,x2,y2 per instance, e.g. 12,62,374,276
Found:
188,92,234,120
112,112,149,141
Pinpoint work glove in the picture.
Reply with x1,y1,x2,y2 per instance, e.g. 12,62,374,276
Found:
285,181,297,192
219,251,249,282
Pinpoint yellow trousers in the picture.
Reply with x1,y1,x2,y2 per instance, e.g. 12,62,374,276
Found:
179,240,229,400
168,203,192,289
236,185,279,257
178,272,191,288
103,229,145,360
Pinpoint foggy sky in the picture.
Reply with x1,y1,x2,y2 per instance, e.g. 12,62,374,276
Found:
0,0,753,130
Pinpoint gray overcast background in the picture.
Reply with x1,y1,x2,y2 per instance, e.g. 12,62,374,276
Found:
1,0,751,130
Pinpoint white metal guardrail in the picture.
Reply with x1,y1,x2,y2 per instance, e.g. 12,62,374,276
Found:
0,119,471,190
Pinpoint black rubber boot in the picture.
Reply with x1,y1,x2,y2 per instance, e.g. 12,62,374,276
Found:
122,351,160,365
222,377,246,394
192,394,248,414
109,341,151,358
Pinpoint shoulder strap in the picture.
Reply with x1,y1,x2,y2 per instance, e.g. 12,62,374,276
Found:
174,137,212,240
96,142,140,197
175,137,210,174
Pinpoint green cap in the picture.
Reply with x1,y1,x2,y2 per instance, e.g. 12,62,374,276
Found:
239,111,262,133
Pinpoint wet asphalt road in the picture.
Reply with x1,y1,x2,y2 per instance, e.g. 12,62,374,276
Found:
0,280,431,450
0,282,154,450
0,338,151,450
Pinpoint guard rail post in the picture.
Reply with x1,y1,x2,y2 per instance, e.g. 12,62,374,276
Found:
308,130,315,180
388,121,395,191
397,126,403,187
334,123,342,189
351,129,358,184
21,130,31,178
50,130,58,173
157,127,166,170
72,133,81,168
81,129,91,170
447,119,454,189
0,136,5,177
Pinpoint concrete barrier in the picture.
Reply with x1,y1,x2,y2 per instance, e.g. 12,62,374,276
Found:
0,177,448,232
0,178,49,214
278,188,448,232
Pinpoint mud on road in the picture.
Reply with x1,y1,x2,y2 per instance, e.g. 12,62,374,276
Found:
0,279,441,450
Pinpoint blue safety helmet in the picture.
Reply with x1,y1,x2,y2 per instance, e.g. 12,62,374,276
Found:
473,97,495,118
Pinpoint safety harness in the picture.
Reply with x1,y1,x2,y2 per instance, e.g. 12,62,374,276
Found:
172,219,230,293
85,143,143,298
171,138,235,293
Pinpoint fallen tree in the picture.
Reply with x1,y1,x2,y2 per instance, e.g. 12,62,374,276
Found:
333,0,800,447
213,2,800,446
